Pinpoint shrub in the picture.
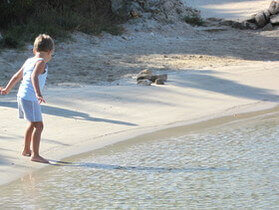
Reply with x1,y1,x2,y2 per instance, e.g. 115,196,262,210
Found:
184,13,205,26
0,0,125,49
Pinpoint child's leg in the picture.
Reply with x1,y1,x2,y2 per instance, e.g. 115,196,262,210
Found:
30,122,49,163
22,123,35,156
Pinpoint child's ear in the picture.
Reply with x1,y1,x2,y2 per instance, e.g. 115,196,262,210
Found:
33,48,36,55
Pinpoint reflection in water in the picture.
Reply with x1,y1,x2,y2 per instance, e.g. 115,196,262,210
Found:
0,114,279,209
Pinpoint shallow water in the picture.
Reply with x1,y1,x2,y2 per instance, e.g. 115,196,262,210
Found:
1,114,279,209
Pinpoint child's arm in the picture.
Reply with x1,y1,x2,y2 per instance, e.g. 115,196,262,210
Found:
0,68,23,95
31,60,46,104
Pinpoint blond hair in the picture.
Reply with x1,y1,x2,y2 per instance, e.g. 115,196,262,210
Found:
33,34,54,52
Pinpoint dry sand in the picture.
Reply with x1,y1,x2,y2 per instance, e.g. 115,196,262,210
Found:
0,0,279,186
185,0,270,20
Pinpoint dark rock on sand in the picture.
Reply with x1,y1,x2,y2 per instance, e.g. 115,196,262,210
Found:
255,11,268,27
136,69,168,85
137,69,153,81
263,9,271,21
155,78,165,85
150,74,168,82
242,21,258,30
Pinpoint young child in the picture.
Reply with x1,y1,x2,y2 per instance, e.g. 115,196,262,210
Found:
0,34,54,163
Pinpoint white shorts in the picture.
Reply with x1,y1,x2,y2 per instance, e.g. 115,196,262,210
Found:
17,97,42,122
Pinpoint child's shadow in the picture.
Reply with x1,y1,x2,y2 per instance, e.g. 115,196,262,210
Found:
48,160,229,173
0,102,138,126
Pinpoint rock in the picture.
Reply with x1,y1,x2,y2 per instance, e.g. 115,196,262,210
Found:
150,75,157,82
111,0,200,23
263,9,271,21
137,73,152,81
238,0,279,30
242,21,258,30
158,74,168,81
121,36,129,40
136,70,168,84
244,14,256,23
111,0,143,19
268,0,279,15
130,10,140,18
155,78,165,85
255,11,268,27
137,79,152,86
150,74,168,82
137,69,153,81
270,14,279,24
262,23,273,31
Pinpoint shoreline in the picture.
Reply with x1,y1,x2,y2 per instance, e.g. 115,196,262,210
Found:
1,102,279,187
58,104,279,164
0,82,278,187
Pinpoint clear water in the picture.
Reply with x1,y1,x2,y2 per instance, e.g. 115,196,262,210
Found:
0,114,279,209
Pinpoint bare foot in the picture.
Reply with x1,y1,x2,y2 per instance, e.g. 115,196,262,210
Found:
22,150,32,157
31,155,49,164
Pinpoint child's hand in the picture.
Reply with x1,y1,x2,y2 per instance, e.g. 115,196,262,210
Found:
37,95,46,104
0,87,9,95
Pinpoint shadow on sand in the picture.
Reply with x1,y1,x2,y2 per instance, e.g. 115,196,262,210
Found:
0,102,138,127
169,69,279,102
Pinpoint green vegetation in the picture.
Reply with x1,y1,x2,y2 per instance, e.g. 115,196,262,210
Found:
184,13,205,26
0,0,125,48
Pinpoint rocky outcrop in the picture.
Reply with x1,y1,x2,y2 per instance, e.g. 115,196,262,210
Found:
241,0,279,30
137,69,168,86
110,0,199,23
255,11,268,27
216,0,279,31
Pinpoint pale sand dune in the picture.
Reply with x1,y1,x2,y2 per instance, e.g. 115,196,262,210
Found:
0,0,279,186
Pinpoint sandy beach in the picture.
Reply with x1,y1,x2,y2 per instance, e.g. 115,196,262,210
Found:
0,0,279,186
